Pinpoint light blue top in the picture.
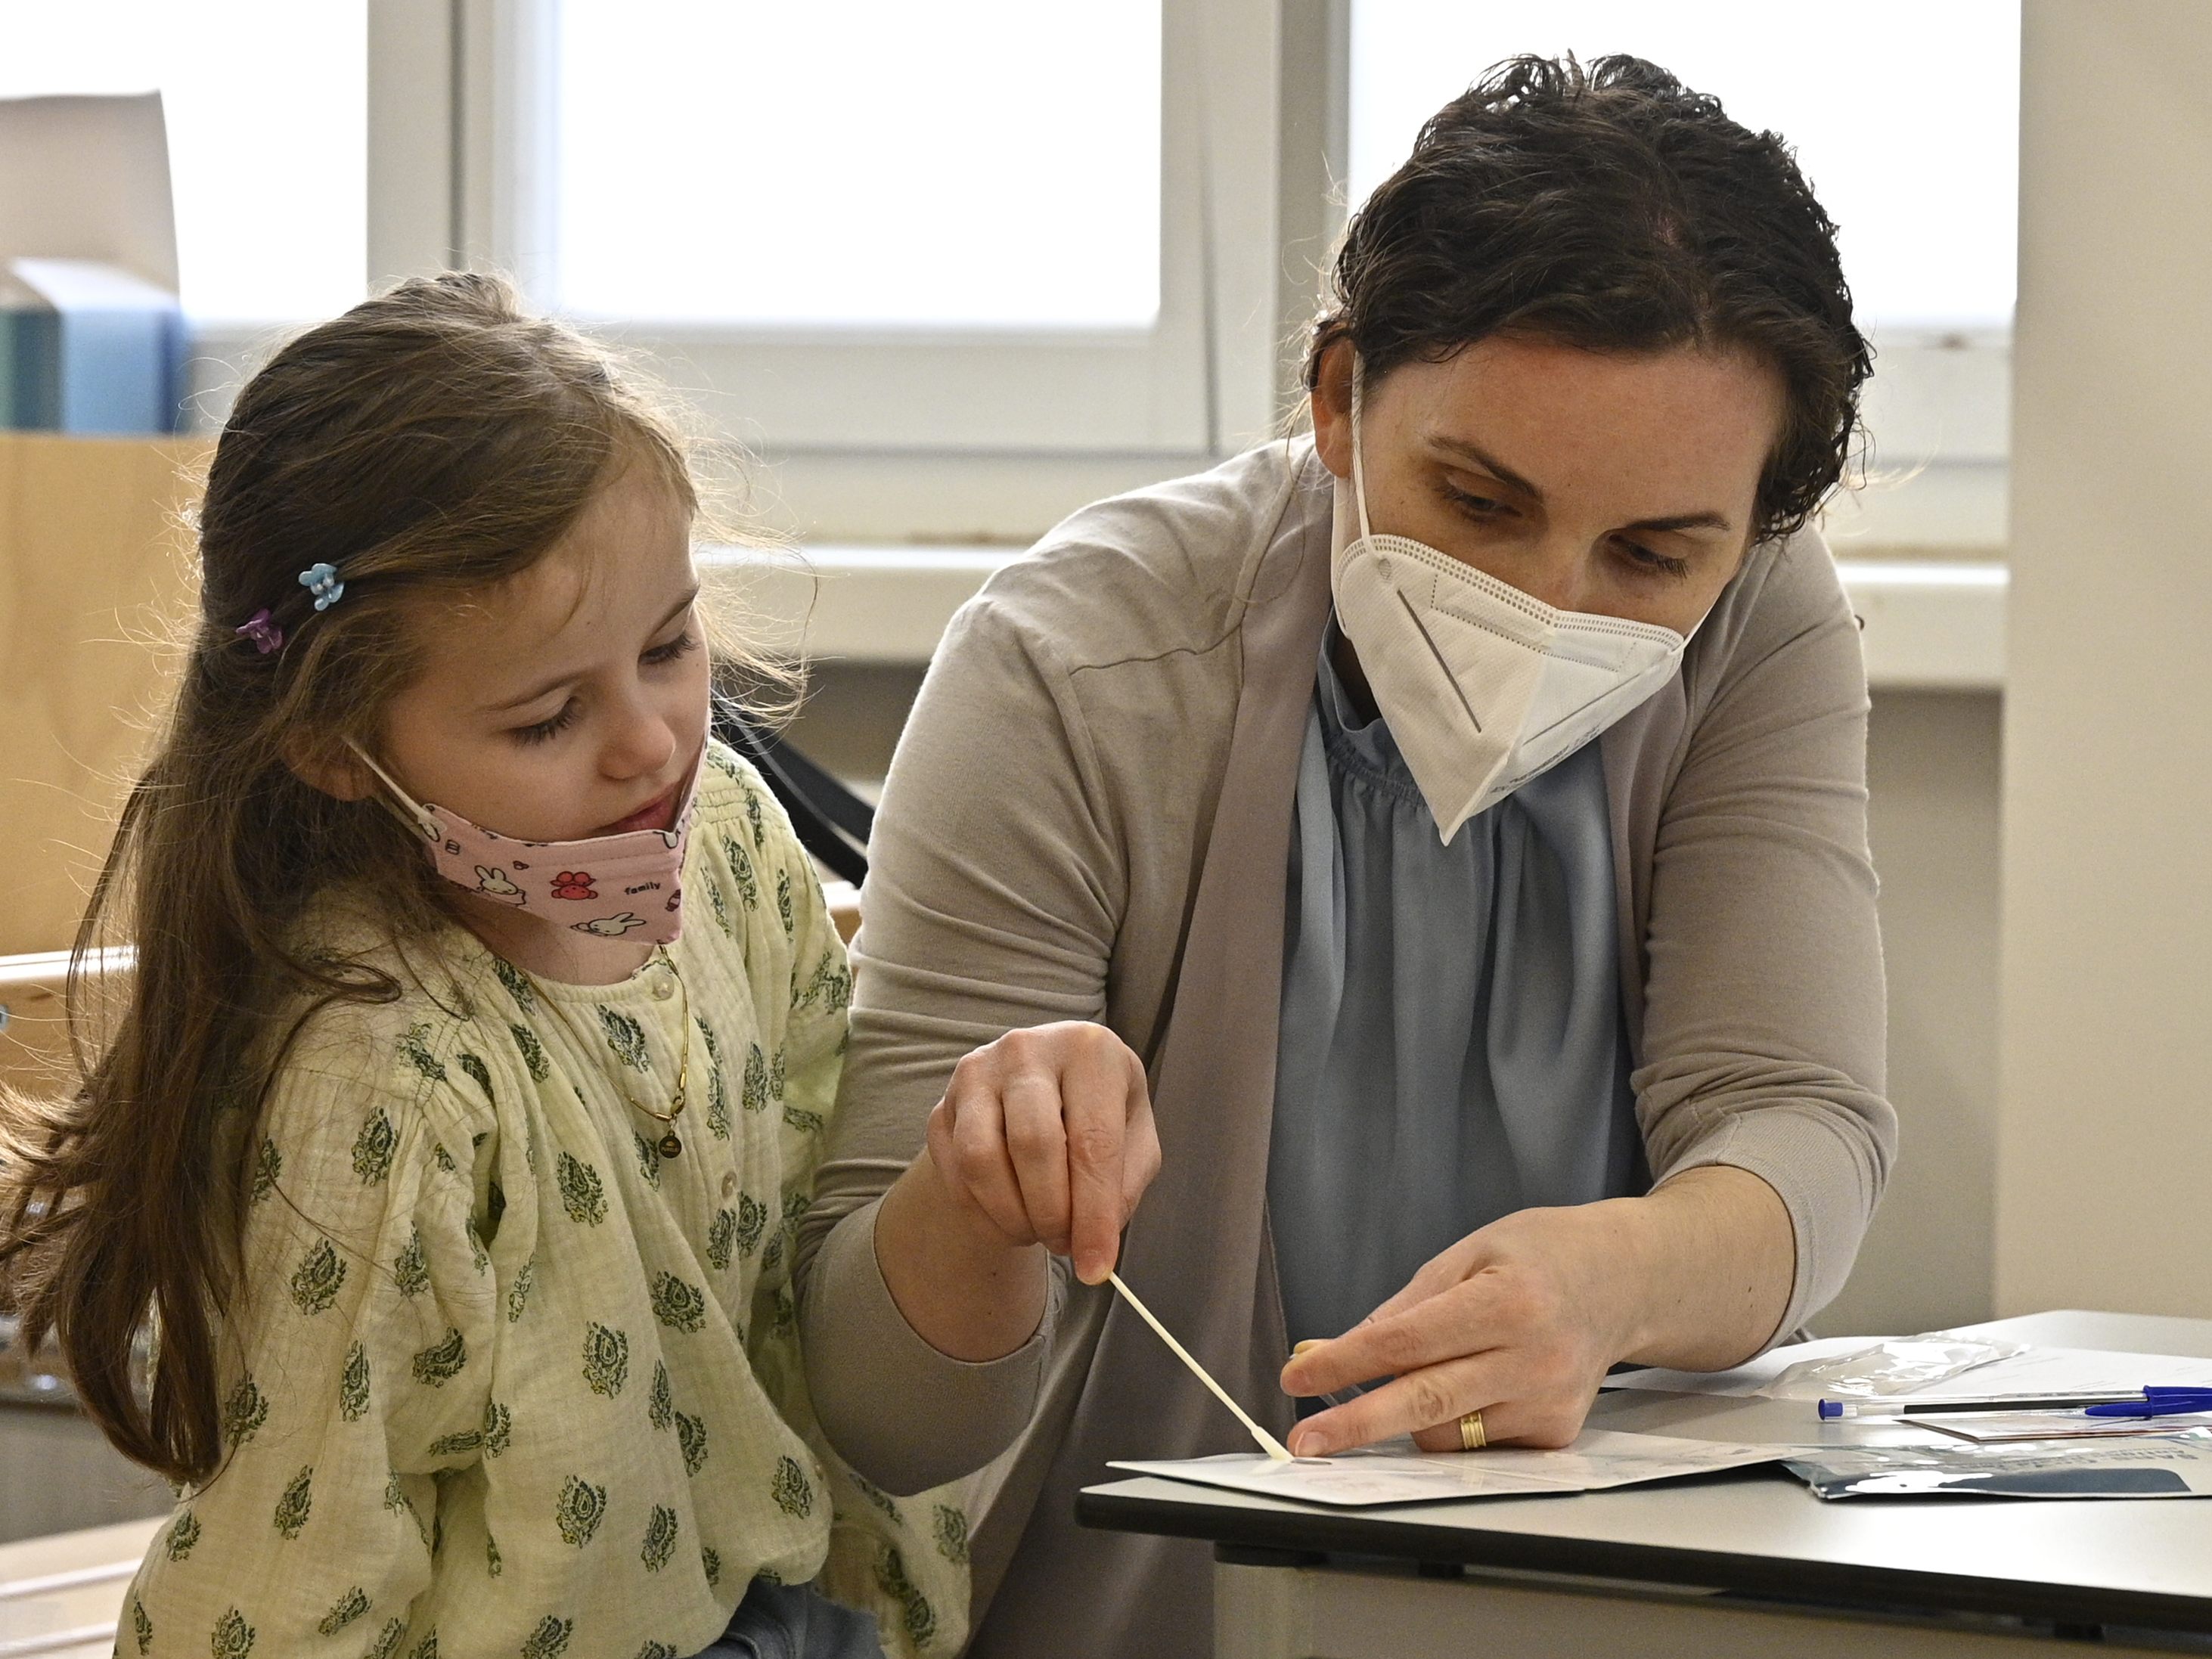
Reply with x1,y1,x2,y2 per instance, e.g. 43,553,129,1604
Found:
1267,631,1645,1350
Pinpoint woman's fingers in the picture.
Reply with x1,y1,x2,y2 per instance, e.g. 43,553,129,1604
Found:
1405,1393,1584,1453
935,1059,1035,1245
1283,1274,1522,1400
1063,1030,1159,1282
999,1050,1076,1254
1275,1239,1497,1396
933,1022,1159,1273
1286,1350,1591,1457
1286,1351,1506,1456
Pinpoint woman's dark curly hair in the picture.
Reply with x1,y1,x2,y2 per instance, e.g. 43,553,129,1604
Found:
1308,54,1871,543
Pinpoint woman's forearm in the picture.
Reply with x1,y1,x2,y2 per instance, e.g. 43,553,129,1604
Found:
1618,1164,1795,1371
873,1150,1051,1362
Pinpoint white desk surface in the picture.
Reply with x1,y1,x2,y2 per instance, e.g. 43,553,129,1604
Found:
1079,1310,2212,1634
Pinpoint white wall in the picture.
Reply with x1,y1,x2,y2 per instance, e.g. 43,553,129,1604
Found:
1993,0,2212,1319
1821,690,2003,1336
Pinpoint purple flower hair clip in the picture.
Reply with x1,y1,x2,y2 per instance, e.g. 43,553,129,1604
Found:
234,609,285,655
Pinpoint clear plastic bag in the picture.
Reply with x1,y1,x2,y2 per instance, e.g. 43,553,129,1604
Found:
1764,1335,2027,1401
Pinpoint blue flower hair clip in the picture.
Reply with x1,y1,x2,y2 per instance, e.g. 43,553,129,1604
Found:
298,561,346,612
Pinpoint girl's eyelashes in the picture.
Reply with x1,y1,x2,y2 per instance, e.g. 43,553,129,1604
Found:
513,699,581,746
642,629,699,667
504,632,696,744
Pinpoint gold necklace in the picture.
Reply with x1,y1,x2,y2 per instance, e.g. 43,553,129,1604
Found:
632,947,692,1158
527,945,692,1159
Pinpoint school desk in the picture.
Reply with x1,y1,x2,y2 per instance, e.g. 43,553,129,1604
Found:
1078,1310,2212,1657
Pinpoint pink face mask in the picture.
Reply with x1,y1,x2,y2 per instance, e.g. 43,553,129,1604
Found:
347,741,703,945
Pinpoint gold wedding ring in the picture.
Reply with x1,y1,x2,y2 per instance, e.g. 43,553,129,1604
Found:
1458,1409,1488,1452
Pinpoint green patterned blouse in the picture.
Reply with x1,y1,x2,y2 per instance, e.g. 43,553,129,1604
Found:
123,743,968,1659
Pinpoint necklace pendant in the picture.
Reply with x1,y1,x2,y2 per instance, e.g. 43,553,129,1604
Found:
657,1131,684,1160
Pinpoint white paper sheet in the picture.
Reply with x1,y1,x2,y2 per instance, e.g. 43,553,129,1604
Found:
1605,1335,1888,1398
1609,1338,2212,1405
1110,1428,1780,1509
1900,1347,2212,1403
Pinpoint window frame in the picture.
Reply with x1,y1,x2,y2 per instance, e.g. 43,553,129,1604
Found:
408,0,1308,462
196,0,2005,550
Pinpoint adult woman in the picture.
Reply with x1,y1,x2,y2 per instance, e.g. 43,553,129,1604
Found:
792,55,1891,1658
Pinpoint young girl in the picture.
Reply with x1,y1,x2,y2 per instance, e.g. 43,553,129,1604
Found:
0,275,971,1659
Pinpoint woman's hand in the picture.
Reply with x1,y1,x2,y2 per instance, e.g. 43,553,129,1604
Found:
923,1021,1160,1284
874,1022,1159,1364
1277,1168,1794,1456
1278,1202,1640,1455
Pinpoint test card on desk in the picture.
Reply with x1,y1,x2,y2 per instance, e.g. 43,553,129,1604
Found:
1110,1428,1778,1509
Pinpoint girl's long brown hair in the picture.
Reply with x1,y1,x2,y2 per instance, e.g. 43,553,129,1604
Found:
0,274,729,1484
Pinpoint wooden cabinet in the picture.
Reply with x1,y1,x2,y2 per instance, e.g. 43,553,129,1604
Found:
0,434,203,958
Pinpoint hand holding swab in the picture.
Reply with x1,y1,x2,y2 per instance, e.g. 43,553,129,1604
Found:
1108,1270,1294,1462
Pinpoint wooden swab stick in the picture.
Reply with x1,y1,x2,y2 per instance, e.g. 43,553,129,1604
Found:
1108,1270,1294,1461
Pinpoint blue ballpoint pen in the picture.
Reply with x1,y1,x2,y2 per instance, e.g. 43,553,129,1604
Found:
2083,1388,2212,1419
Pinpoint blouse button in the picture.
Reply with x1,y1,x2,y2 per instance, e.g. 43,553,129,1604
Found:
721,1171,738,1198
650,966,677,1002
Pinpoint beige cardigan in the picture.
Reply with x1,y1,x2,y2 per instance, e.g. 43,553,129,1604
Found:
794,439,1893,1659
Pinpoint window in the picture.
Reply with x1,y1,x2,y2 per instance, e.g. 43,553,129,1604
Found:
0,1,366,324
442,0,1242,462
551,2,1162,330
20,5,2003,545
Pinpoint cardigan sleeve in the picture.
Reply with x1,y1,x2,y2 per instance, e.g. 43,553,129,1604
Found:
1632,531,1896,1334
791,598,1099,1493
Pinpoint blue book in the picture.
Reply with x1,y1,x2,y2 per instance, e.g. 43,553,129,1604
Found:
0,273,57,429
8,258,183,434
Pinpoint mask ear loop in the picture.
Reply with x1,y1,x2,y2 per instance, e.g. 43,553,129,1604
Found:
343,737,442,842
1347,355,1377,547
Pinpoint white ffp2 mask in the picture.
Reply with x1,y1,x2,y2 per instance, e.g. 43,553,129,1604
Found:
1329,380,1692,842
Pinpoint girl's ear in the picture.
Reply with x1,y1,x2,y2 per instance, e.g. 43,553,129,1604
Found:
1310,339,1357,482
281,733,377,802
